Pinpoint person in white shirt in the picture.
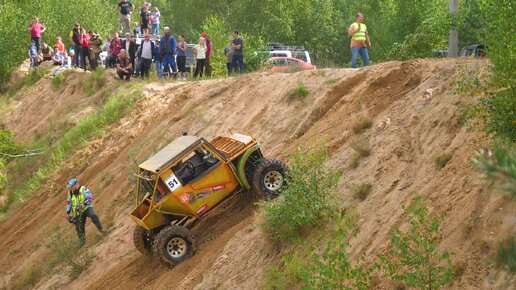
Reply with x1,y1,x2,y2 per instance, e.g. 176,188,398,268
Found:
136,33,155,77
192,37,206,78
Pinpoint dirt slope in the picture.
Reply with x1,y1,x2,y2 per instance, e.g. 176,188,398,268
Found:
0,58,514,289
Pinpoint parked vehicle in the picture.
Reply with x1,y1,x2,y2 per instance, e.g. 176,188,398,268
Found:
268,57,316,72
268,43,312,64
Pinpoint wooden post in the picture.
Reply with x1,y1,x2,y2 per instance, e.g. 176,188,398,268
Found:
448,0,459,57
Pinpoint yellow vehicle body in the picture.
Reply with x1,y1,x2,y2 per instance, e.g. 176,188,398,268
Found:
130,134,261,231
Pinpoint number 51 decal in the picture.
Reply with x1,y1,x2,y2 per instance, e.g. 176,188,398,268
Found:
165,174,181,191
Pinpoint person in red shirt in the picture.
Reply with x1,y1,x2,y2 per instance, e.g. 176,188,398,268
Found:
107,32,123,68
28,17,46,52
201,32,211,77
79,28,91,70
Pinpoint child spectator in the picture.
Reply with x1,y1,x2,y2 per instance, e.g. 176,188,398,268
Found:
133,22,141,37
28,40,38,68
151,7,160,36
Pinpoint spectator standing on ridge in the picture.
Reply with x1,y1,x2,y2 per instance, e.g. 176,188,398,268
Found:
69,23,82,68
151,7,160,37
223,39,234,76
89,32,103,70
117,49,133,80
176,35,187,81
106,32,123,68
347,12,371,68
117,0,134,35
230,31,244,75
154,36,163,79
28,40,38,68
66,178,106,246
160,27,177,78
136,33,155,77
79,28,92,71
201,33,212,77
28,17,46,52
193,37,206,79
140,3,150,36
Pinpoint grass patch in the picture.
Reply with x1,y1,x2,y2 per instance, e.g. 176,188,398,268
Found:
324,77,341,85
434,152,453,169
20,265,42,288
285,82,309,101
50,69,73,91
23,67,50,87
349,138,371,168
496,236,516,272
2,88,143,214
258,146,341,242
351,182,373,201
265,253,309,290
81,68,106,96
352,117,373,134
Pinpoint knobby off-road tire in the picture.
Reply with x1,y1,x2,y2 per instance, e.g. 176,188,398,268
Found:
133,225,153,255
251,159,288,199
153,225,196,267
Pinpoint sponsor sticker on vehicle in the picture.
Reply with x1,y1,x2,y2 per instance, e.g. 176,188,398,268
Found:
180,193,190,203
212,184,225,191
165,174,181,192
196,204,209,216
196,191,210,198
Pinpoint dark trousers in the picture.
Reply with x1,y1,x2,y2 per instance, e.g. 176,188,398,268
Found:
177,56,186,72
139,58,152,77
230,54,244,74
31,37,41,52
194,59,205,78
204,57,211,77
75,206,103,245
80,47,92,70
73,44,82,67
226,62,231,75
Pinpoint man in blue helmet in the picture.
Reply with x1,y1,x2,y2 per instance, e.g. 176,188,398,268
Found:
66,178,106,246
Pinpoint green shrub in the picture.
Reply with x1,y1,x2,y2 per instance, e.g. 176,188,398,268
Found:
20,265,42,288
81,68,106,96
258,146,341,241
45,226,95,279
304,213,374,290
23,68,47,87
349,152,361,169
434,152,452,169
285,82,309,101
379,196,455,290
496,235,516,272
352,118,373,134
351,182,373,201
471,143,516,197
265,253,309,290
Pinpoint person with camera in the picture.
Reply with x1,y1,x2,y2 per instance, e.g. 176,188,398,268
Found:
66,178,106,246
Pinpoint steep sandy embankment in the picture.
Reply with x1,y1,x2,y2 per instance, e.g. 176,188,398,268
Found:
0,58,514,289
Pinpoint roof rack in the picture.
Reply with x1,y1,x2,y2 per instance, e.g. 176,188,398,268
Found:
268,43,306,52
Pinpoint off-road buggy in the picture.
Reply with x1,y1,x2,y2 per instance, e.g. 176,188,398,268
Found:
130,133,288,267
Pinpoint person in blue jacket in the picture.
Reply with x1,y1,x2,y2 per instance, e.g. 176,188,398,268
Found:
160,26,177,78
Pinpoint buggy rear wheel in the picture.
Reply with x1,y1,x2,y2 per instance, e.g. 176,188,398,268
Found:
153,225,196,267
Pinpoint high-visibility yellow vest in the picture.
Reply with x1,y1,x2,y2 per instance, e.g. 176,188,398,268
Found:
69,186,91,215
352,22,367,41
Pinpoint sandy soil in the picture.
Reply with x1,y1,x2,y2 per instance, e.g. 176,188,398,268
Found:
0,58,514,290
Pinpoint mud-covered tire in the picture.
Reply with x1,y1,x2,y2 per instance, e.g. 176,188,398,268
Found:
251,159,288,199
133,225,153,255
153,225,196,267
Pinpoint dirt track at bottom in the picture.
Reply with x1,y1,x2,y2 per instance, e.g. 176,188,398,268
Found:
0,58,514,289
